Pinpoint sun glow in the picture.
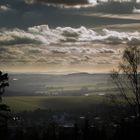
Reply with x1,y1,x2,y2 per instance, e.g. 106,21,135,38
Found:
88,0,97,4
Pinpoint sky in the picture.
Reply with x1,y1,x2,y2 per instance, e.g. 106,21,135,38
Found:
0,0,140,73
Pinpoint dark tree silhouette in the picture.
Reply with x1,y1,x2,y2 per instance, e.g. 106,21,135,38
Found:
0,71,9,102
111,45,140,117
0,71,10,133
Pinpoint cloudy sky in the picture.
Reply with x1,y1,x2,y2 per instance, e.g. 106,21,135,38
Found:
1,0,140,73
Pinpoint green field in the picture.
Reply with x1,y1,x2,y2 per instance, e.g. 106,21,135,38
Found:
3,74,126,113
3,95,112,112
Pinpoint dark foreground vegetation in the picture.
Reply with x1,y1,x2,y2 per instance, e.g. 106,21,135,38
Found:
0,108,140,140
1,95,140,140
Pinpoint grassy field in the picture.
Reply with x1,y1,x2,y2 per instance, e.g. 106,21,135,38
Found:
3,74,126,113
3,95,112,112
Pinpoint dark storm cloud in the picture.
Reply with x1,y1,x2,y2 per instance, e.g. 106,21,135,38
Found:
0,0,140,29
25,0,140,14
25,0,89,5
0,0,63,28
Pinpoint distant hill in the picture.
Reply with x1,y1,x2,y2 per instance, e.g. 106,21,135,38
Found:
66,72,92,76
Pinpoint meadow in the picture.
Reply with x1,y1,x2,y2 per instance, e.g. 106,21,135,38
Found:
3,95,108,112
3,94,127,116
3,73,125,112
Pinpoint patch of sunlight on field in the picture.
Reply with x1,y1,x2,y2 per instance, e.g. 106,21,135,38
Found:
3,96,46,111
49,81,115,91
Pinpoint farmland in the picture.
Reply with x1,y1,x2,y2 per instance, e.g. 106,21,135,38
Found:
3,95,110,112
3,73,125,112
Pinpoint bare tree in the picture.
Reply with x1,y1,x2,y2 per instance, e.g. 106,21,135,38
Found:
111,45,140,117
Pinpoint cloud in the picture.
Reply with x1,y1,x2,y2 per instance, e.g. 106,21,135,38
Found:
24,0,139,13
0,43,121,68
0,0,140,30
132,6,140,13
1,25,140,46
0,5,11,12
25,0,35,4
99,48,115,53
0,24,139,68
25,0,98,9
